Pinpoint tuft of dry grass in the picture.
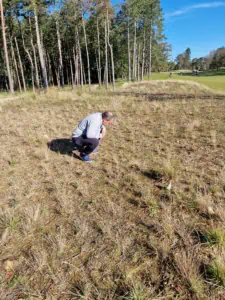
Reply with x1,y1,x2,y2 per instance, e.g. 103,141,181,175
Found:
0,83,225,299
174,249,205,297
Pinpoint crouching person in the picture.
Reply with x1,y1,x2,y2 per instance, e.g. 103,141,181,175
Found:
72,111,114,162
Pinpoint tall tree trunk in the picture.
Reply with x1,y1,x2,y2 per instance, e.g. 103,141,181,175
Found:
141,29,146,81
29,17,40,91
0,0,14,93
96,17,101,86
137,43,140,81
82,62,86,85
11,40,22,93
95,49,100,83
66,62,70,85
47,53,54,86
56,20,64,88
76,54,80,86
32,42,40,91
127,16,131,82
11,68,16,90
73,47,78,85
41,31,49,84
70,59,75,90
21,27,35,93
56,69,60,87
15,37,27,92
5,77,9,91
107,10,115,90
148,21,152,80
73,12,80,87
75,26,83,88
76,28,83,88
104,18,108,89
82,16,91,90
132,20,137,81
34,6,48,90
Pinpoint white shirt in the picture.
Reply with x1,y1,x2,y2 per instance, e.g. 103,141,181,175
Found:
72,112,103,139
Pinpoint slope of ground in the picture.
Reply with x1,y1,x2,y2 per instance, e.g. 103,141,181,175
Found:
0,89,225,299
122,80,216,96
149,71,225,92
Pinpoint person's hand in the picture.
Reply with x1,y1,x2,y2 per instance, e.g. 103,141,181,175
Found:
101,127,107,139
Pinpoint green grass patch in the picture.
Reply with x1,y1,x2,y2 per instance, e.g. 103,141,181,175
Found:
205,260,225,287
149,70,225,92
198,229,225,247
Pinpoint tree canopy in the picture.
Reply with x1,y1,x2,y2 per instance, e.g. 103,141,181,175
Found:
0,0,171,92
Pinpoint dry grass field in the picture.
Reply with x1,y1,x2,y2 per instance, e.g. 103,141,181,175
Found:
0,82,225,299
122,80,216,95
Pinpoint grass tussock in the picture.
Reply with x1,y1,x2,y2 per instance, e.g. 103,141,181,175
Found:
0,86,225,299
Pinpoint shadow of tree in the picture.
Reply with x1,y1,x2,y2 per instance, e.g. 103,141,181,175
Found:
47,138,80,160
142,169,163,181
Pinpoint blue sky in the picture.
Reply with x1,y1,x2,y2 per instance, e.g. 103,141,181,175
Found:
162,0,225,60
113,0,225,61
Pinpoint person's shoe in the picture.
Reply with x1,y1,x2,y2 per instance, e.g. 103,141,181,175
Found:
80,153,92,162
92,148,99,154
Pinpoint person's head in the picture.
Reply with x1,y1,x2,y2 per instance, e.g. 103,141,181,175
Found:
102,111,114,125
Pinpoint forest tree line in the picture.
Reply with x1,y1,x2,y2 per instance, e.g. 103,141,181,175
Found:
174,47,225,71
0,0,171,93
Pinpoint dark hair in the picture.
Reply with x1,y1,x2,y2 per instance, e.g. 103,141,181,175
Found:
102,111,113,121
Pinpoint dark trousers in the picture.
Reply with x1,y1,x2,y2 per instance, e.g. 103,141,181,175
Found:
72,136,99,155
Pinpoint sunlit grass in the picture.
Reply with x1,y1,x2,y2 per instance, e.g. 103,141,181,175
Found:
150,70,225,92
0,81,225,298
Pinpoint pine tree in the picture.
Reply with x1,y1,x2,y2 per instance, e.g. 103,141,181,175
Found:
0,0,14,93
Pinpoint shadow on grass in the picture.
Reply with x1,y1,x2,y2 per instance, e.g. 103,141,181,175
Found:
128,198,148,208
142,169,163,181
47,138,81,160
